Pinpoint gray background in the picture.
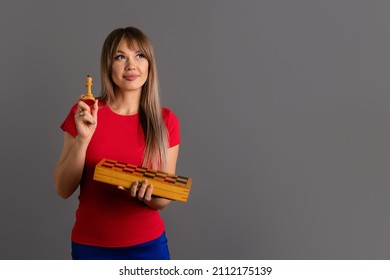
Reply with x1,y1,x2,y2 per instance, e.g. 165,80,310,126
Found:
1,0,390,259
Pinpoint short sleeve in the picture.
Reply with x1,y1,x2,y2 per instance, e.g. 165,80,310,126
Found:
60,103,78,137
162,108,180,148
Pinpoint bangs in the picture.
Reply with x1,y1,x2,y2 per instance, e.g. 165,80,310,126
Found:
120,31,153,60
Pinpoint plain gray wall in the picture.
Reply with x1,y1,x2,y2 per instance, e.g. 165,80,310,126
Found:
1,0,390,259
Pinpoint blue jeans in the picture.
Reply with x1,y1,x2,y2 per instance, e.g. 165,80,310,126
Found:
71,232,170,260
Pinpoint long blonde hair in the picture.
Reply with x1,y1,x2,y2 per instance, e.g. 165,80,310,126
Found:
99,27,168,169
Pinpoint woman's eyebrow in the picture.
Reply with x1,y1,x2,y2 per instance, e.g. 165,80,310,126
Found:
115,49,142,54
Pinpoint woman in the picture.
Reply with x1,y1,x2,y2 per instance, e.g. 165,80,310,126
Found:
54,27,180,260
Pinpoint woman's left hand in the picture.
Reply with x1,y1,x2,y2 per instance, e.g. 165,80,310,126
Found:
118,179,171,210
118,180,153,202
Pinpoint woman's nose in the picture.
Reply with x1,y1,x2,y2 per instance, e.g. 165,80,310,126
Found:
126,59,135,70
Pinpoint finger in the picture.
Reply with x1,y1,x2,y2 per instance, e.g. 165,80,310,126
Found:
117,186,126,191
144,185,153,202
78,112,95,126
77,100,90,111
76,103,96,124
130,181,139,197
91,99,99,119
137,180,148,200
77,95,86,102
83,113,96,125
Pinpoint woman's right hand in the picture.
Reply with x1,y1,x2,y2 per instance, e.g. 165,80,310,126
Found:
74,99,99,141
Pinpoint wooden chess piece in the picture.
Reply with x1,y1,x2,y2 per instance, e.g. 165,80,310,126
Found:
82,75,96,105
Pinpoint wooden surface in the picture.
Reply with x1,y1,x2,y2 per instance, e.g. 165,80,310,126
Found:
93,158,192,202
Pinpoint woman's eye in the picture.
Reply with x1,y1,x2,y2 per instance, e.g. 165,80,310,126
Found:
136,53,145,59
115,55,126,60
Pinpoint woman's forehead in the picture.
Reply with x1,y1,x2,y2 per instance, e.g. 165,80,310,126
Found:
117,37,141,51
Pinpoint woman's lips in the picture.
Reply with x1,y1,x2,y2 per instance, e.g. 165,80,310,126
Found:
124,75,138,81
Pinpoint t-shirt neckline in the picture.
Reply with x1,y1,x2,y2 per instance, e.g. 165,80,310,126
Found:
105,104,139,118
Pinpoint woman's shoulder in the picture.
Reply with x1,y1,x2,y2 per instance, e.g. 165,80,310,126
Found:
162,107,180,144
162,107,180,132
162,107,179,122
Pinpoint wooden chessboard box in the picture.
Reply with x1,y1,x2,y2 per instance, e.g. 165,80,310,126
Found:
93,158,192,202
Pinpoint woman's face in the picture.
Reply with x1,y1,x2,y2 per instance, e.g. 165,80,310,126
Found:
111,39,149,94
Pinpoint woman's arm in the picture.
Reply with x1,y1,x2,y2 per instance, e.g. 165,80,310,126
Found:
53,100,98,199
53,133,89,198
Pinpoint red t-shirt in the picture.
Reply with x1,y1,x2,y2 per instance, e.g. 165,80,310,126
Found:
60,101,180,247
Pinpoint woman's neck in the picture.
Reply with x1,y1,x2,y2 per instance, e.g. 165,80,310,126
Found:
109,90,141,115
